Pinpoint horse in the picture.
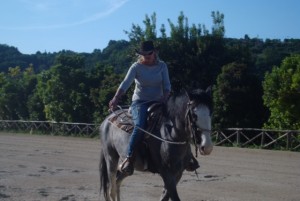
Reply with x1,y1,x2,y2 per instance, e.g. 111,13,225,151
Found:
99,87,213,201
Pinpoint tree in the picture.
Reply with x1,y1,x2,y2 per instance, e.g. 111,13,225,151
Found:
0,66,37,120
88,63,133,123
36,54,92,122
162,11,226,91
213,62,266,129
263,54,300,129
211,11,225,37
100,40,132,73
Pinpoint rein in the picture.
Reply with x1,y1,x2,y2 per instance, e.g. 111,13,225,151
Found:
135,126,187,145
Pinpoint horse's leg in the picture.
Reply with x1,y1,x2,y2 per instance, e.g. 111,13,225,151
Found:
107,156,120,201
159,187,170,201
108,169,117,201
159,170,184,201
115,170,130,201
159,172,181,201
108,151,131,201
100,148,119,201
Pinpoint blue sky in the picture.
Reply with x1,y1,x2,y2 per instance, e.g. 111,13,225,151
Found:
1,0,299,54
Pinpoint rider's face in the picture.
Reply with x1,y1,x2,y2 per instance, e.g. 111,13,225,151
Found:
142,51,155,63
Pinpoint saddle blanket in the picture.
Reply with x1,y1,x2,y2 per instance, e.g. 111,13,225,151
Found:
108,110,134,133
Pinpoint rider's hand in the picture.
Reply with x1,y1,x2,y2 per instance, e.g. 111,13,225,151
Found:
109,89,124,112
109,97,118,110
109,96,119,111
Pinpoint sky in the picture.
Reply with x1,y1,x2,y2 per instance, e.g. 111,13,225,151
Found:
1,0,300,54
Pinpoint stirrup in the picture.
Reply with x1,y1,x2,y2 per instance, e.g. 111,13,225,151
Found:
118,157,134,176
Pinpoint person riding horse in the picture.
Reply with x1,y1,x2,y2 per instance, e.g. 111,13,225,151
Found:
109,40,199,175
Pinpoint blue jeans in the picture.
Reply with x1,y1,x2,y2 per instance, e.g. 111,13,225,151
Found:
127,100,155,157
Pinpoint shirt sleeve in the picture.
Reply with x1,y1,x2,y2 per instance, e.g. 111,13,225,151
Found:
161,62,171,92
118,63,137,92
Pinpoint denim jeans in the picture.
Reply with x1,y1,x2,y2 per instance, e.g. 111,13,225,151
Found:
127,100,155,157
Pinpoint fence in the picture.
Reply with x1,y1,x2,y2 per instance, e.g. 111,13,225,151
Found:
0,120,100,137
1,120,299,151
212,128,300,151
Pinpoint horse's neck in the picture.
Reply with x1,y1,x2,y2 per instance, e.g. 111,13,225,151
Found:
166,95,188,133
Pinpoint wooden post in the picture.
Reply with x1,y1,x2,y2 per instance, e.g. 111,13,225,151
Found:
236,130,241,147
287,132,292,150
261,131,265,148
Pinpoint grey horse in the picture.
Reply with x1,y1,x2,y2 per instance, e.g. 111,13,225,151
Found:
99,88,213,201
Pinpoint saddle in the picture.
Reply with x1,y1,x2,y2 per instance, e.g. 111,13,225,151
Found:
108,102,164,135
108,109,134,133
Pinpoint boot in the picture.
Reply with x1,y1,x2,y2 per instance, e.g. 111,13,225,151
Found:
118,156,134,176
185,155,200,172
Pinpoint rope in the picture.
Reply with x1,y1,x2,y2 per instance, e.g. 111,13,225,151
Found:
108,121,186,145
135,125,187,145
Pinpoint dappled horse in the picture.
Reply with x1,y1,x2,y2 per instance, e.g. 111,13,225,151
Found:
99,88,213,201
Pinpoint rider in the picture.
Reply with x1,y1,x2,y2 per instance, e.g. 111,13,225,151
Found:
109,40,199,175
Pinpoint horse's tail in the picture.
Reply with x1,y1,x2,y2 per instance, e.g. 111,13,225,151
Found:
99,149,109,199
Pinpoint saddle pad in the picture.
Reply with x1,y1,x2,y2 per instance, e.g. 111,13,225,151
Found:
108,110,134,133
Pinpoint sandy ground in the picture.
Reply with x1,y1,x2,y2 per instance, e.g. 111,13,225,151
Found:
0,132,300,201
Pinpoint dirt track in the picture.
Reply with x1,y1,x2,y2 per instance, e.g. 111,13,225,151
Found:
0,132,299,201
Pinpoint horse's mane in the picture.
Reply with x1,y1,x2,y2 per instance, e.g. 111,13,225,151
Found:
166,88,213,120
188,89,213,113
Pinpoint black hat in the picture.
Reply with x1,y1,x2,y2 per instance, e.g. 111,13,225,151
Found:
135,41,155,55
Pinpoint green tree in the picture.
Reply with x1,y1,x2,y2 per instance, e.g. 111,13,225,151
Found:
263,55,300,129
211,11,225,37
162,11,225,91
0,66,37,120
213,62,266,128
36,54,92,122
100,40,132,73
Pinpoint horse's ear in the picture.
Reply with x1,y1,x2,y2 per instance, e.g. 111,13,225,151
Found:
206,86,212,96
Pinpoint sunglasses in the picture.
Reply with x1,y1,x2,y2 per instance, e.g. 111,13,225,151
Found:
142,51,154,56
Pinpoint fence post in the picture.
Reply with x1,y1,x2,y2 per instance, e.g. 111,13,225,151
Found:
261,131,265,148
287,132,292,150
236,130,241,147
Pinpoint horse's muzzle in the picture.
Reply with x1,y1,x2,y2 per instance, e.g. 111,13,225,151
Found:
199,144,213,155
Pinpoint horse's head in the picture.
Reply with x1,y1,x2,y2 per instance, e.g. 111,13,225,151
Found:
186,87,213,155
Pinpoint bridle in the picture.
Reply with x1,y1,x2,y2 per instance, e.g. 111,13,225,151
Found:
185,100,212,157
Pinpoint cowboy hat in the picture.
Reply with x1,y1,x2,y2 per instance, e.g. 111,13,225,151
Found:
135,40,155,55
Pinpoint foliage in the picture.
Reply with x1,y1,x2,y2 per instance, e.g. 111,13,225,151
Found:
100,40,132,73
213,62,266,128
263,54,300,130
88,64,128,123
0,65,37,120
35,54,93,122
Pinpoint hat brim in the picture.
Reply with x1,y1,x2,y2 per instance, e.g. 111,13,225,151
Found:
135,49,154,55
